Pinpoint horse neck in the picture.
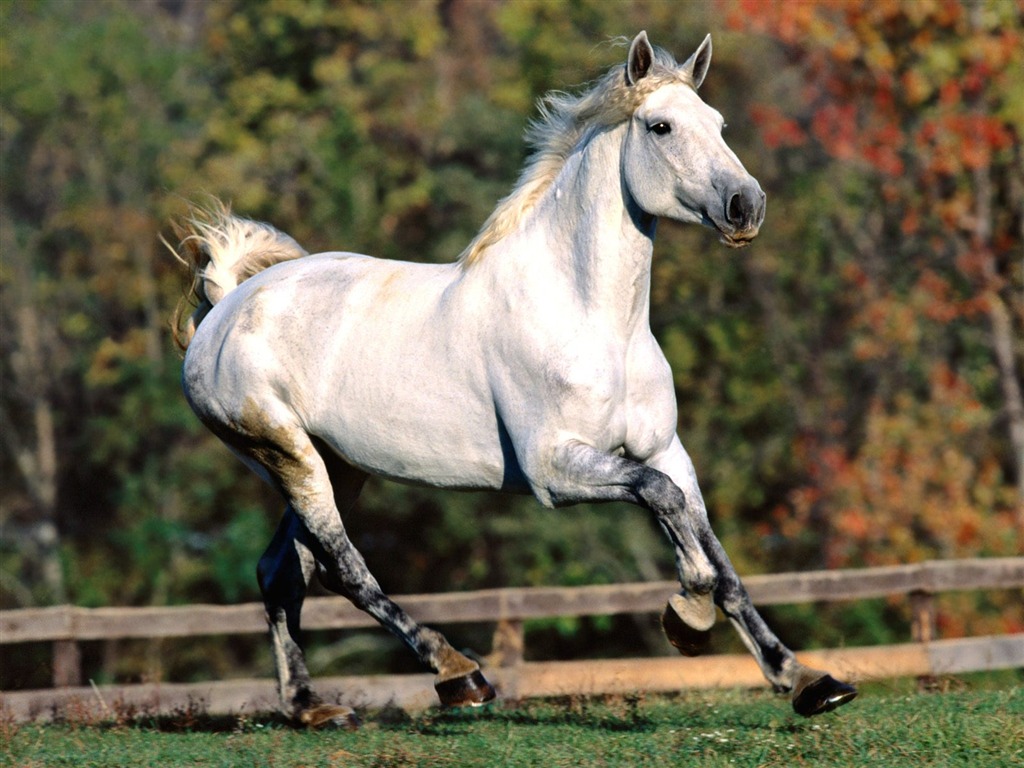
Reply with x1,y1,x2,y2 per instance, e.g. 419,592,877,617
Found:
529,124,657,334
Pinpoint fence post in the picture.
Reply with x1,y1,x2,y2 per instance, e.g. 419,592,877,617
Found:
909,589,936,690
52,639,82,687
489,619,524,668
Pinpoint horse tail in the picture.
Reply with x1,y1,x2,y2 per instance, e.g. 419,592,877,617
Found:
168,199,308,350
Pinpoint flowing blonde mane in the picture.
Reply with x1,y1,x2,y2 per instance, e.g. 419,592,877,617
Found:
459,47,691,266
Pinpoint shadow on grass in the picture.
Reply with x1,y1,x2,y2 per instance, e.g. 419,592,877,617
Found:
73,693,667,735
408,694,660,736
44,678,997,737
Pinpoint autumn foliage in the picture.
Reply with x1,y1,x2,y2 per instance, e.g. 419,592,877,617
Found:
724,0,1022,578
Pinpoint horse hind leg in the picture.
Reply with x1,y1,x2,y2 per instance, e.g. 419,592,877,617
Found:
308,440,496,708
305,514,496,709
257,507,358,729
246,422,494,715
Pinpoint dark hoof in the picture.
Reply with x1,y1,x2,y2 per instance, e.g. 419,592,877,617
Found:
792,674,858,717
662,594,714,657
299,704,361,730
435,669,497,708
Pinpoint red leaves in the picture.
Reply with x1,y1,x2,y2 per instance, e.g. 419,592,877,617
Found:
724,0,1022,575
749,104,806,149
917,114,1015,176
805,363,1001,568
810,103,858,160
734,0,1018,181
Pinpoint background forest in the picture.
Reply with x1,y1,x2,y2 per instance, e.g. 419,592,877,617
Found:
2,0,1021,689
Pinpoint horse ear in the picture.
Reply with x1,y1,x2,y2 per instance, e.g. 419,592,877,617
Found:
682,34,712,89
626,30,654,85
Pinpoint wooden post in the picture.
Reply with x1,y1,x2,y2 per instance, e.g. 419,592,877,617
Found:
910,589,937,690
488,618,525,700
489,619,525,668
52,639,82,687
910,590,936,643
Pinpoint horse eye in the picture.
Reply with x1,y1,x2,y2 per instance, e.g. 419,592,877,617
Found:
649,122,671,136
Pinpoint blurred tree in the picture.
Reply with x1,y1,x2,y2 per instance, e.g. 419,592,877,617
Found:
722,0,1023,570
3,0,1018,688
0,0,269,617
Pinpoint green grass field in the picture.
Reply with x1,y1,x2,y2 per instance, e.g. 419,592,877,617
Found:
3,678,1021,768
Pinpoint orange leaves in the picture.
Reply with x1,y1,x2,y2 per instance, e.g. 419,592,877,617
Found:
725,0,820,44
720,0,1021,580
731,0,1017,183
915,270,959,323
916,113,1015,177
850,295,919,362
772,353,1015,569
900,69,931,106
815,364,1007,567
835,508,870,541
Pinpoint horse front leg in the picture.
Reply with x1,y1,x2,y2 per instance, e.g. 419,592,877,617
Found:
649,438,857,716
700,531,857,715
544,440,721,645
549,441,717,570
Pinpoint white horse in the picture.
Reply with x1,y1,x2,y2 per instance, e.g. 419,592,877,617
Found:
173,32,855,727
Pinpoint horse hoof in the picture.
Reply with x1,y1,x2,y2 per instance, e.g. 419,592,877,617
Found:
792,674,857,717
435,669,497,708
299,704,361,730
662,593,715,656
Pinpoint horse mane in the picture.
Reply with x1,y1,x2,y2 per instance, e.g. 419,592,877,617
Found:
458,46,691,266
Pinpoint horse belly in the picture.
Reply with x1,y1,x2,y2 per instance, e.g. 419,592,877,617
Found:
309,319,516,490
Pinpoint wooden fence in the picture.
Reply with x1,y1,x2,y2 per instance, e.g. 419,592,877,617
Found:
2,557,1022,722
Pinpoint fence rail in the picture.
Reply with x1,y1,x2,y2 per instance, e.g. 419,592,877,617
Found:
2,557,1022,722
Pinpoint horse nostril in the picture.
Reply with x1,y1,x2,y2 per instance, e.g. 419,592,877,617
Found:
728,192,746,226
726,185,764,230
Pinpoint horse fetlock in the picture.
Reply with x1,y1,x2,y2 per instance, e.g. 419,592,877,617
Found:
688,570,717,596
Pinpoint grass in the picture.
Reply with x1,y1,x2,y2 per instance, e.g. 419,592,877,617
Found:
3,677,1022,768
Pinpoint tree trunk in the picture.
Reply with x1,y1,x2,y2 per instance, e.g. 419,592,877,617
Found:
0,222,66,605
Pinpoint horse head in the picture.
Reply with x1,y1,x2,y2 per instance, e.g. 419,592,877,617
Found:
622,31,766,248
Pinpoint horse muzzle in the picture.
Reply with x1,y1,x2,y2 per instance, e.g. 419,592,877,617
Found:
714,180,765,248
